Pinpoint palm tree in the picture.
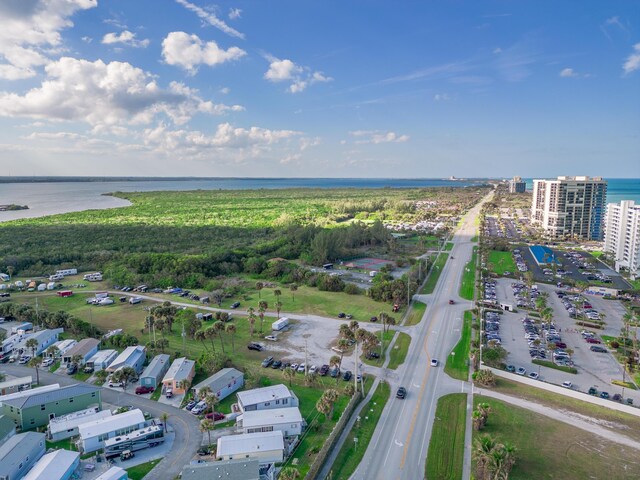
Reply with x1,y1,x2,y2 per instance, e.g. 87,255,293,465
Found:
283,367,296,387
273,290,282,318
275,301,283,320
337,339,350,369
160,412,169,433
321,388,339,419
198,386,212,400
195,330,209,352
473,434,498,480
71,354,83,368
289,283,298,302
258,301,268,333
25,338,38,358
95,369,109,384
205,326,217,352
214,321,226,353
45,344,59,359
205,394,219,414
255,282,264,299
472,410,484,431
28,357,41,384
200,418,215,446
476,402,491,428
247,307,256,337
226,323,237,353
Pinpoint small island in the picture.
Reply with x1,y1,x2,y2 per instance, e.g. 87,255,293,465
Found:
0,204,29,211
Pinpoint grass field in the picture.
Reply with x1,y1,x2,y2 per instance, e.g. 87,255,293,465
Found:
473,396,640,479
445,311,472,380
330,381,391,479
126,459,161,480
421,253,449,294
488,250,516,275
425,393,467,480
444,242,454,251
459,247,476,300
491,378,640,443
387,332,411,370
361,330,395,367
405,300,426,326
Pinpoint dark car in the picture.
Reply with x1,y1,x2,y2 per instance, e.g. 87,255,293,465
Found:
230,302,241,309
590,345,607,353
554,342,567,349
506,365,516,373
586,338,601,344
261,356,274,368
271,360,282,369
197,447,210,456
205,412,225,421
366,352,380,360
588,387,598,395
66,363,77,375
247,343,264,351
343,370,353,381
370,316,378,322
330,367,340,378
135,386,154,395
337,312,346,318
319,364,330,376
185,400,197,411
600,392,610,399
396,387,407,399
449,299,455,305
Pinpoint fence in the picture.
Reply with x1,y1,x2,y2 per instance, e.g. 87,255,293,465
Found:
304,391,364,480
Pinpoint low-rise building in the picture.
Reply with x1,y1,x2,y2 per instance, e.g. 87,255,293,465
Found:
0,376,32,396
23,449,80,480
0,431,45,480
161,357,195,394
62,338,100,365
48,339,77,357
94,466,128,480
15,329,63,356
193,368,244,401
180,459,269,480
0,384,59,407
0,415,16,447
48,407,111,441
86,349,118,371
216,430,284,465
1,384,101,430
236,384,299,413
236,407,303,437
78,409,146,453
140,354,170,389
106,346,146,374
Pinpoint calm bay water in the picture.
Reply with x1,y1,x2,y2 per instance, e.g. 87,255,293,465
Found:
0,177,637,222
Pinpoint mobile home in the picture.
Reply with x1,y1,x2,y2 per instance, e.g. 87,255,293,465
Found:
271,317,289,331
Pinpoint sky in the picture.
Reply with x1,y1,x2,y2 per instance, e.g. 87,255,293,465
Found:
0,0,638,179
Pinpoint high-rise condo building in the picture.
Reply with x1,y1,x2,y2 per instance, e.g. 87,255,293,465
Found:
508,176,526,193
531,176,607,240
603,200,640,278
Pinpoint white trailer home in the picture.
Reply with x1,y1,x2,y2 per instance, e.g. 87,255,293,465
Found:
271,317,289,331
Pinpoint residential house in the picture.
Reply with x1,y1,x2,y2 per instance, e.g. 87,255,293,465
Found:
216,430,284,465
86,349,118,371
48,339,77,358
180,459,272,480
140,354,170,389
236,407,303,437
0,431,45,480
0,376,32,396
106,346,146,374
48,407,111,441
236,384,299,413
15,329,63,356
0,415,16,447
1,384,101,430
94,466,128,480
193,368,244,401
23,449,80,480
62,338,100,366
161,357,195,394
0,385,59,407
78,409,146,453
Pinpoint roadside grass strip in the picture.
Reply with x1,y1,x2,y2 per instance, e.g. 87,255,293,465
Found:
425,393,467,480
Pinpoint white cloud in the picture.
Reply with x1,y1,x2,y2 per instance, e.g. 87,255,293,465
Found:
623,43,640,74
349,130,409,144
264,56,332,93
81,36,92,43
219,87,230,94
434,93,450,101
559,67,577,78
0,57,243,128
0,0,97,80
102,30,150,48
229,8,242,20
162,32,246,73
175,0,245,39
493,47,502,54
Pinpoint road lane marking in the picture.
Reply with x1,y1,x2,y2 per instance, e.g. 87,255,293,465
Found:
394,439,404,447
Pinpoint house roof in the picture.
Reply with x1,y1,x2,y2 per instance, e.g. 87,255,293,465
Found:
0,432,45,471
239,407,302,428
64,338,100,358
95,466,128,480
15,329,63,350
194,368,243,393
23,449,79,480
217,431,284,457
78,409,145,439
236,384,293,407
49,408,111,435
107,345,145,371
0,376,32,390
141,354,170,380
88,349,118,364
180,459,260,480
0,384,60,406
163,357,195,383
2,383,99,410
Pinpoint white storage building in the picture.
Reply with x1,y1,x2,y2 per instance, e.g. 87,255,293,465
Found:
140,354,170,389
87,349,118,371
106,345,146,374
48,407,112,441
236,406,303,437
23,449,80,480
237,384,299,413
94,466,128,480
49,339,77,357
62,338,100,365
78,409,146,453
193,368,244,401
216,430,284,464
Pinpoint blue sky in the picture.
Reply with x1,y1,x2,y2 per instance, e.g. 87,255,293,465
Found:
0,0,638,178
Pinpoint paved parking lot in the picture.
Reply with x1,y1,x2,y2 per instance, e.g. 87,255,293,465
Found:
490,278,640,404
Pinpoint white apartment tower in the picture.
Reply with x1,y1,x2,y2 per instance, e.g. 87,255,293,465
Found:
531,176,607,240
603,200,640,278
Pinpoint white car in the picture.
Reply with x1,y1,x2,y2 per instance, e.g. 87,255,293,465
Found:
430,359,438,367
41,358,54,367
264,335,278,341
562,381,573,389
108,381,123,388
297,363,306,373
308,365,318,374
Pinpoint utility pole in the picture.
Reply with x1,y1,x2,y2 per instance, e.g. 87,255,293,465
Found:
181,318,186,356
305,338,308,376
354,340,359,395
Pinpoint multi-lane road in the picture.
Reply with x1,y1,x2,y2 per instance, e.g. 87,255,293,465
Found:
351,193,489,480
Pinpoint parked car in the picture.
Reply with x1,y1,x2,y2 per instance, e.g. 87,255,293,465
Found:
319,364,330,376
108,380,123,388
165,389,173,398
248,343,264,351
396,386,407,399
449,299,455,305
337,312,346,318
83,365,94,374
562,381,573,389
516,367,526,376
506,365,515,373
264,335,277,341
135,386,154,395
430,359,439,367
191,401,207,415
261,356,274,368
41,358,54,368
308,365,318,375
230,302,241,309
120,450,134,461
330,367,340,378
185,400,197,411
271,360,282,369
18,355,31,365
297,363,306,373
66,363,77,375
590,345,608,353
600,392,610,399
528,372,539,380
343,370,353,381
205,412,225,421
588,387,598,395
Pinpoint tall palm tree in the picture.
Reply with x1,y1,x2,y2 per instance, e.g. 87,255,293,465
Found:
289,283,298,302
200,418,215,446
45,344,60,359
273,290,282,318
205,326,217,352
247,307,256,337
283,367,296,387
226,323,237,353
255,282,264,299
25,338,38,358
28,357,41,384
160,412,169,433
195,330,209,352
214,321,226,353
198,386,212,400
275,301,283,320
258,301,268,333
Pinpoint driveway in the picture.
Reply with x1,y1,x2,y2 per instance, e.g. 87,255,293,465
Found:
0,364,201,480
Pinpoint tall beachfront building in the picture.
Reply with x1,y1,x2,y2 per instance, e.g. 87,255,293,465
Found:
531,176,607,240
508,176,526,193
603,200,640,278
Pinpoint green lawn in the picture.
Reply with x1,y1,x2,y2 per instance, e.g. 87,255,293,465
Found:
330,381,391,479
444,242,454,251
150,387,162,401
421,253,449,294
387,332,411,370
473,396,640,480
459,247,477,300
471,235,478,242
488,250,516,275
126,459,161,480
405,300,426,326
445,311,472,380
361,330,395,367
426,393,467,480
